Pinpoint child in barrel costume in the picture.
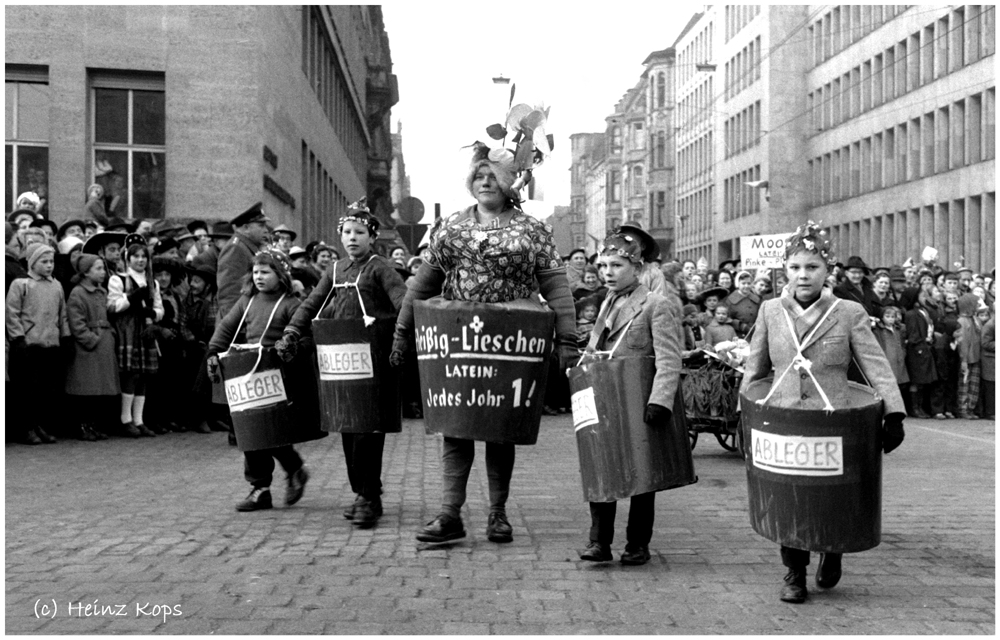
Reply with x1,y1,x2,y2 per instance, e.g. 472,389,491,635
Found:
577,230,684,566
740,221,906,604
207,248,309,512
277,199,407,529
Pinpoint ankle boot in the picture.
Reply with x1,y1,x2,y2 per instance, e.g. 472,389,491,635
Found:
910,392,930,418
35,426,57,443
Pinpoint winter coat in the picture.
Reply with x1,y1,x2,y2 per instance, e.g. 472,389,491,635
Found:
703,319,737,348
981,317,995,382
833,280,883,318
6,272,69,348
724,289,761,337
65,281,120,396
5,247,28,297
215,231,261,319
903,306,938,385
742,287,906,415
585,284,683,410
873,324,909,385
208,290,300,355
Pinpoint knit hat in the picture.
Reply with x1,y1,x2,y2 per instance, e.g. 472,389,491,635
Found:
682,304,698,316
72,252,100,276
58,236,85,255
26,242,54,272
957,293,979,317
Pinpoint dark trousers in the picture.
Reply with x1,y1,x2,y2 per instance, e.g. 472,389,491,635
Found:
70,395,117,429
589,492,655,546
441,437,515,519
10,346,63,434
342,432,385,500
244,445,303,488
781,545,842,569
983,378,995,418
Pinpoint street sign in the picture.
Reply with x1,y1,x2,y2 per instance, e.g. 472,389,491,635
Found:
397,197,425,224
740,232,794,269
397,223,428,255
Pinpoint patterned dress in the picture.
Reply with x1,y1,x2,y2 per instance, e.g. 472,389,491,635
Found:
426,206,562,303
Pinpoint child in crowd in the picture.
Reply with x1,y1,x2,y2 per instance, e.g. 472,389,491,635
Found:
573,265,607,303
980,313,995,419
208,248,309,512
107,241,164,438
873,305,909,405
579,231,683,566
576,298,599,349
956,293,982,419
65,253,118,440
144,257,190,433
681,303,704,356
6,243,69,444
184,253,222,434
278,202,407,528
703,305,737,349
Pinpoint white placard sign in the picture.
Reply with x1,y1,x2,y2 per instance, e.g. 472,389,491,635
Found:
317,343,374,381
740,232,794,269
572,387,599,432
750,429,844,476
225,369,287,412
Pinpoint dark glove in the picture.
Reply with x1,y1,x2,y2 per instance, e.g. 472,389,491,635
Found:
275,332,299,363
557,342,580,372
644,403,672,427
206,354,222,384
127,286,149,306
882,413,905,454
389,332,409,368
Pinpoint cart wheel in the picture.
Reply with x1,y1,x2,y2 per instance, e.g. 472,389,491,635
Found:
688,429,698,450
715,431,739,452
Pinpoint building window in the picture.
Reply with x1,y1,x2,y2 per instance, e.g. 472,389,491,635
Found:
91,72,165,219
5,66,49,215
631,165,644,197
609,170,621,202
656,132,666,168
610,126,622,153
656,73,666,108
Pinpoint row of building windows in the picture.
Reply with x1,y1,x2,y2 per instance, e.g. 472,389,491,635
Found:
723,165,762,221
301,140,349,245
808,5,909,67
678,77,714,131
809,6,995,133
809,88,995,206
677,22,714,86
677,131,714,186
724,100,762,159
302,6,367,172
823,192,995,271
725,5,760,43
724,36,761,101
5,66,166,219
677,185,714,239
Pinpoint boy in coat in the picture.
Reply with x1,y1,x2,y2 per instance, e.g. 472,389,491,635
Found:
578,231,683,566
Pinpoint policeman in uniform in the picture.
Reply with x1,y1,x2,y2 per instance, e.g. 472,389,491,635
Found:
217,202,270,318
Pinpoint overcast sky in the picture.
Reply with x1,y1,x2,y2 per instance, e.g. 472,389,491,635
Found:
383,2,700,222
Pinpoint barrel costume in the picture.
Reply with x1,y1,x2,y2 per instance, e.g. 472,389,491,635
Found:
740,221,906,603
284,243,407,524
208,289,308,508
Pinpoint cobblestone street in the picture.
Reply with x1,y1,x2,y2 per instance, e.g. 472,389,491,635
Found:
5,414,995,634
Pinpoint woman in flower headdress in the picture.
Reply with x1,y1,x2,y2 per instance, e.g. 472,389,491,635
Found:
740,221,907,604
390,105,578,546
278,198,408,529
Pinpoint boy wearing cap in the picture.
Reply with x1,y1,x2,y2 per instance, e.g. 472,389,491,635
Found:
6,243,70,444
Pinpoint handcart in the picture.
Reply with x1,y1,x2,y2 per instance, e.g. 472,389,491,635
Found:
680,349,744,458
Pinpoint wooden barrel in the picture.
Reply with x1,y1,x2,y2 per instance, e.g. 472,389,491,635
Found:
741,378,883,553
568,355,696,502
413,298,553,444
219,345,326,451
312,317,400,433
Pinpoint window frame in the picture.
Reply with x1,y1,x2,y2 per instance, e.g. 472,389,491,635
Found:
5,67,50,214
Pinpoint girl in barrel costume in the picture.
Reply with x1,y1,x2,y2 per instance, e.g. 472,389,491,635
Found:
278,200,407,529
741,221,906,603
391,145,578,545
207,248,309,512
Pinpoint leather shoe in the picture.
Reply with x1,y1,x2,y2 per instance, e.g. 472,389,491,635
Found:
353,498,383,529
78,425,98,442
35,427,57,443
192,421,213,434
120,422,141,438
579,541,612,562
486,512,513,543
343,494,364,520
815,552,842,589
285,466,309,506
135,423,157,437
21,428,43,445
416,514,466,543
90,426,109,440
779,568,808,603
236,487,272,512
620,544,651,566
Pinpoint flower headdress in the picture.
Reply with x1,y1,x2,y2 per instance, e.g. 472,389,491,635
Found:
255,245,293,280
597,232,643,264
785,220,835,266
337,197,379,237
466,84,554,202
